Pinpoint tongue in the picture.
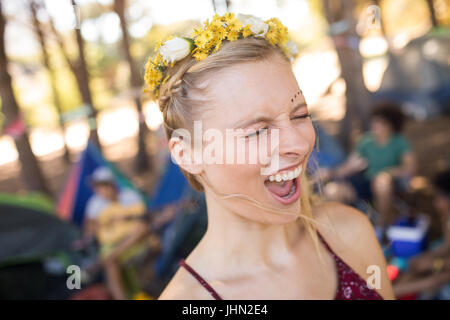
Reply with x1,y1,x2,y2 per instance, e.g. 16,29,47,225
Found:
265,179,294,197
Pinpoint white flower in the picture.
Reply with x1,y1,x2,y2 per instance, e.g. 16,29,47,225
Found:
284,40,299,56
159,37,193,64
237,13,269,37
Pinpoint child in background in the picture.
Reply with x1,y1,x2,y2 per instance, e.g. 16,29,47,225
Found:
393,169,450,299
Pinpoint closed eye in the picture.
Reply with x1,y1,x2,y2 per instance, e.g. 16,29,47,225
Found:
292,113,311,121
246,127,268,138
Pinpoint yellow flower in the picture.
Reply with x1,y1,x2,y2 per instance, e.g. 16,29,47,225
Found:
154,40,163,52
265,29,278,45
210,16,226,30
222,12,235,24
195,29,214,48
203,18,210,29
213,25,227,40
144,67,162,92
191,27,202,38
226,17,242,33
212,39,223,53
226,30,240,41
241,25,253,38
264,18,289,46
192,49,209,60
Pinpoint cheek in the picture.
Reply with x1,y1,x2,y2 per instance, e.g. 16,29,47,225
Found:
305,122,316,150
295,121,316,155
203,162,262,194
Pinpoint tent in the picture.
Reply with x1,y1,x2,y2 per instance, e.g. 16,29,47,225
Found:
0,193,79,267
57,142,143,227
0,194,80,299
147,156,189,211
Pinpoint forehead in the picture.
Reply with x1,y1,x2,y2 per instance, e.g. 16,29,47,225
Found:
202,56,302,128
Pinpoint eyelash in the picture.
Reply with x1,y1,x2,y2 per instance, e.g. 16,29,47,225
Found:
246,128,268,138
292,113,311,121
245,113,311,138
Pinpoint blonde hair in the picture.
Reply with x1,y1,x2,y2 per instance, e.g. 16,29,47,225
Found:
153,36,326,263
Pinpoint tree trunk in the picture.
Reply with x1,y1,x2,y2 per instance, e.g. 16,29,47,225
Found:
0,2,50,195
45,1,101,149
322,0,371,151
114,0,151,172
71,0,101,148
425,0,439,27
30,0,70,162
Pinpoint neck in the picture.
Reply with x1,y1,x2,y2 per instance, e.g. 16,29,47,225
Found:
197,189,304,275
375,132,393,145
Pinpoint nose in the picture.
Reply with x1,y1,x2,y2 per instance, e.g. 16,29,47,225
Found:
277,121,313,161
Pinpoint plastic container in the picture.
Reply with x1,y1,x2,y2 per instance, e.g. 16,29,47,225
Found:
386,214,430,258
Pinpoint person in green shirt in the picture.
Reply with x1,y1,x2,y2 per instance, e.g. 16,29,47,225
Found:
323,102,416,232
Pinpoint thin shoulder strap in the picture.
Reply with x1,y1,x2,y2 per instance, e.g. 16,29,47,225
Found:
316,231,337,257
178,258,223,300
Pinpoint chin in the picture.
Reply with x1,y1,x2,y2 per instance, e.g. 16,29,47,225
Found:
243,199,302,225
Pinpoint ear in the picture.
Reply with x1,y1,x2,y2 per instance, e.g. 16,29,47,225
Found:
168,136,203,175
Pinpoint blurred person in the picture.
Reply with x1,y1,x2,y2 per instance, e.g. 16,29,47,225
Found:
392,170,450,298
83,167,148,300
145,13,394,299
152,186,207,280
323,102,416,234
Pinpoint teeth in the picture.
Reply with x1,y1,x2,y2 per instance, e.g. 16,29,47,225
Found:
267,164,302,182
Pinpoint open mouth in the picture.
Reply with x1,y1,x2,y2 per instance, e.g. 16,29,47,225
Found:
263,164,302,205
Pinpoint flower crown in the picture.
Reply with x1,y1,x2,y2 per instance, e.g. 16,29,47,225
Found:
144,13,299,100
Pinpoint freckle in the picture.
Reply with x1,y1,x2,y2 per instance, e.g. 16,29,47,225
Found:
291,98,294,102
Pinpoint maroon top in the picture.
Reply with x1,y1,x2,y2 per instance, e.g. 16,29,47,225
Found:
178,231,384,300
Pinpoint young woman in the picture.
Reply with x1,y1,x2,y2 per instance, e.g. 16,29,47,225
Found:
144,13,394,300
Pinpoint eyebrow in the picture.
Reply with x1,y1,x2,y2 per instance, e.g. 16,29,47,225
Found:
233,102,308,129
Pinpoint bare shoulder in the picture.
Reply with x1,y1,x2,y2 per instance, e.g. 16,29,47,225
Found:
312,201,373,244
312,201,395,300
158,263,216,300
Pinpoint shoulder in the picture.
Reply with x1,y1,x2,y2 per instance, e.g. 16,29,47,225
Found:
85,196,106,217
312,202,395,299
86,194,102,206
119,188,143,204
313,202,371,238
392,134,411,150
158,263,217,300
